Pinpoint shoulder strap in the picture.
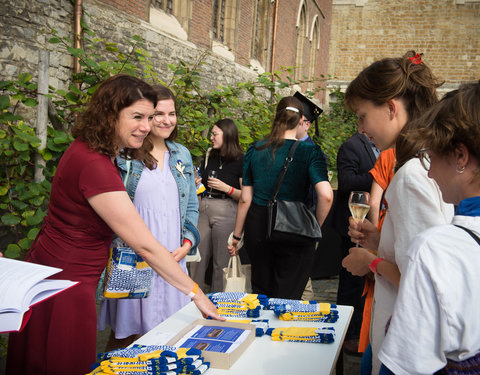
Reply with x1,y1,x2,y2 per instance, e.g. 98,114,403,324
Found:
454,224,480,246
270,140,301,202
204,148,212,169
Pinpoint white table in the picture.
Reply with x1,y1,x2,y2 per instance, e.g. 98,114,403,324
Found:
135,302,353,375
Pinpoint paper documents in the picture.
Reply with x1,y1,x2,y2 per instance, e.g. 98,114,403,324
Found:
0,257,78,333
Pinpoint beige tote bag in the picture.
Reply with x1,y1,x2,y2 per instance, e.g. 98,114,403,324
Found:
222,255,251,293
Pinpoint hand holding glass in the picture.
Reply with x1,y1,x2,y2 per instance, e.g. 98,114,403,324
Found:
207,170,217,195
348,191,371,246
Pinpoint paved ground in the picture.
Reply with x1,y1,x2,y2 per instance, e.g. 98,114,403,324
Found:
311,276,363,375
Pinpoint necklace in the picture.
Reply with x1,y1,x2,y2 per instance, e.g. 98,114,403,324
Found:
219,156,224,170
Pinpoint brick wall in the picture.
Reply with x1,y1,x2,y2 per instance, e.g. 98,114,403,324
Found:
101,0,149,21
190,0,212,48
236,0,253,66
329,0,480,89
0,0,332,106
271,0,332,100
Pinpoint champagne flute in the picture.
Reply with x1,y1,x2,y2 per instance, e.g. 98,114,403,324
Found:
207,170,217,196
348,191,370,247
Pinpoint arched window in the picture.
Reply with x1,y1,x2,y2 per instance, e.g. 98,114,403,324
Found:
212,0,226,42
251,0,270,67
150,0,191,38
152,0,173,14
212,0,238,50
308,16,320,89
295,2,307,81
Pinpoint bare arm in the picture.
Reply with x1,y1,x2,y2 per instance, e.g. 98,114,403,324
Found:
368,179,384,227
314,181,333,227
88,191,223,320
207,177,243,201
228,185,252,256
342,246,401,287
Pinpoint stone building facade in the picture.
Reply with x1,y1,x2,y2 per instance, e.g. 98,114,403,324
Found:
1,0,478,109
329,0,480,96
0,0,332,104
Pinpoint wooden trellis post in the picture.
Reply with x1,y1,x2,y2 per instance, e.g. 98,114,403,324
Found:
34,49,49,183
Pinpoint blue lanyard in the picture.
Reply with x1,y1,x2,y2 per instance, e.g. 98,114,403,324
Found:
456,196,480,217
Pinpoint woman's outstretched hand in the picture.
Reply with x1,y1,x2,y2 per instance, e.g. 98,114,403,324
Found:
192,289,226,321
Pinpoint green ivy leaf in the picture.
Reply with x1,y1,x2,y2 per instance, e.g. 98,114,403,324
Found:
1,213,21,225
13,140,29,151
0,95,10,110
25,209,45,226
18,237,32,250
18,72,33,83
10,199,28,210
27,227,40,240
5,244,21,258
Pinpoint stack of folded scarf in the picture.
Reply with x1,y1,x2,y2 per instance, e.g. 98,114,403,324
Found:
266,326,336,344
264,298,318,310
207,292,268,318
273,301,339,323
227,319,270,336
89,345,210,375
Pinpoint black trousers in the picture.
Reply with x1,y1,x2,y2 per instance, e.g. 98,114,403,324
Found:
337,236,365,339
244,203,315,299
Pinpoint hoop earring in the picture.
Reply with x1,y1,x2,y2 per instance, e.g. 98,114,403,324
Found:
456,165,466,174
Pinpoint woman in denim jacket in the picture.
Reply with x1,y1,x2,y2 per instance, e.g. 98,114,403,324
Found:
99,85,200,349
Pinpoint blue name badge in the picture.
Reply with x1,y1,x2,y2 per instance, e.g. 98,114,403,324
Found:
116,247,136,271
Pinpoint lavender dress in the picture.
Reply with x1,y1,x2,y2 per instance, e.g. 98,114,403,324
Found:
98,151,191,338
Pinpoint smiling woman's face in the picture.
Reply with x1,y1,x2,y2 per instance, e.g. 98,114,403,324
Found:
151,99,177,140
353,98,404,151
115,99,155,150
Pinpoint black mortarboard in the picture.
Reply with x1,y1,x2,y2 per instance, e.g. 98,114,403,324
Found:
294,91,323,136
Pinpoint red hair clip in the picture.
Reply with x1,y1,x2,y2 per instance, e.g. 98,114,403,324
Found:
408,53,422,65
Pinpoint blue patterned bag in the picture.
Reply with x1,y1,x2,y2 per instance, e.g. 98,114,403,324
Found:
103,245,153,299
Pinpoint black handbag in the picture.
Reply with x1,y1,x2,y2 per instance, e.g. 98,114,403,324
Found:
266,140,322,240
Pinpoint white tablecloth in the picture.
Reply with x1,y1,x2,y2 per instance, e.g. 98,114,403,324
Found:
134,302,353,375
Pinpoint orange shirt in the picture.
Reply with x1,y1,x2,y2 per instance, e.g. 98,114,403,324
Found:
369,148,396,230
358,148,396,353
370,148,395,191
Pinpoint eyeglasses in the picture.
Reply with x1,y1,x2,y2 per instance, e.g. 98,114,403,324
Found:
416,148,431,171
210,132,221,137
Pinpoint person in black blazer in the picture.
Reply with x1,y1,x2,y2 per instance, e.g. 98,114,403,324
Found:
333,131,378,353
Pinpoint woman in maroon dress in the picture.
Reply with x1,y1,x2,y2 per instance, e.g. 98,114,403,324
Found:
6,74,222,375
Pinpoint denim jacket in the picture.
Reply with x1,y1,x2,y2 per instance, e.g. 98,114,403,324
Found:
116,141,200,253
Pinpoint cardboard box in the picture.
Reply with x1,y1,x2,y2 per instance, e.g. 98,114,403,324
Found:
167,319,255,369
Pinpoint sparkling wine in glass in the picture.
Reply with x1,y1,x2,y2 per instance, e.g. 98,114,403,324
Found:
207,170,217,195
348,191,370,247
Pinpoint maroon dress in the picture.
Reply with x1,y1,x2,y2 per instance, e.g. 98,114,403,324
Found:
6,139,125,375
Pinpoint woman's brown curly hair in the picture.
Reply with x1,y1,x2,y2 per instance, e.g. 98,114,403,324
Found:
71,74,157,158
408,81,480,179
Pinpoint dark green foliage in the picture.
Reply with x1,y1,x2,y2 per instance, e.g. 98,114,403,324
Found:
0,23,358,260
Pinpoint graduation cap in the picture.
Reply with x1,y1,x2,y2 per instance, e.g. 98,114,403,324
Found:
294,91,323,136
